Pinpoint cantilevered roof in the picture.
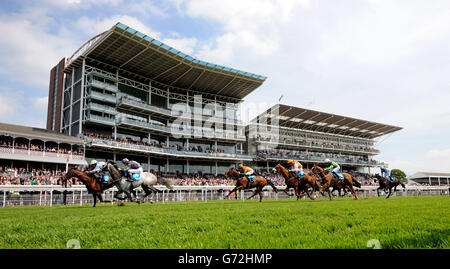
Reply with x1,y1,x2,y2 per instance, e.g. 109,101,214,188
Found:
0,123,84,144
64,22,267,100
252,104,403,139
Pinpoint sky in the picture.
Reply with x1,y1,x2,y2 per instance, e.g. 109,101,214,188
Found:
0,0,449,175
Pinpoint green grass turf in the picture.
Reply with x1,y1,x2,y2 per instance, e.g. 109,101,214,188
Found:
0,196,448,249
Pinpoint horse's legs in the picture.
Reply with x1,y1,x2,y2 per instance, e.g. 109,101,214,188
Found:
247,189,259,200
318,181,332,200
258,190,263,202
346,184,358,200
227,186,244,199
114,190,127,201
283,187,293,197
93,194,97,207
305,184,315,200
226,187,238,198
386,188,392,199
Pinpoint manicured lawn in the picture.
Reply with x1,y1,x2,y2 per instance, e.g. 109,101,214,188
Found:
0,196,448,249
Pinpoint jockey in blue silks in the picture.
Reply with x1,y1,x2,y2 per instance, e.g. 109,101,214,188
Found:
380,166,394,182
87,159,107,184
122,158,143,182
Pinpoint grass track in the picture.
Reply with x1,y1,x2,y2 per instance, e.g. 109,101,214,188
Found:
0,196,449,249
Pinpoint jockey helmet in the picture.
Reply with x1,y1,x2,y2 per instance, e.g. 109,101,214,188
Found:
122,158,129,164
287,159,294,164
90,160,98,166
238,163,243,168
324,158,331,163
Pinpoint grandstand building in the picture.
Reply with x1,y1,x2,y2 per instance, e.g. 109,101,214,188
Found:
0,122,85,170
247,104,402,173
52,22,266,175
45,22,402,176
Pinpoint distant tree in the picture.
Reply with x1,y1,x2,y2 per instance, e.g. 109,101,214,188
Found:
391,169,408,183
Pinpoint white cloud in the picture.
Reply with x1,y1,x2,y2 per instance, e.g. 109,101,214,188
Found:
177,0,311,64
389,148,450,176
33,97,49,112
0,8,80,87
0,88,21,119
74,15,160,38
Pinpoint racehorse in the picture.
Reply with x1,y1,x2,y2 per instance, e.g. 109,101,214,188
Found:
224,168,278,202
103,162,173,204
311,164,359,200
61,168,116,207
374,174,406,198
271,164,320,200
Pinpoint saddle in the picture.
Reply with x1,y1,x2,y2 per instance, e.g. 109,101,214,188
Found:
124,171,141,181
330,171,344,180
94,172,110,184
295,170,306,179
386,176,395,183
246,175,255,183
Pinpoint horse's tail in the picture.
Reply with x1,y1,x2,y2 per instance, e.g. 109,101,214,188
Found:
157,176,174,190
400,182,406,189
352,176,362,188
266,179,278,193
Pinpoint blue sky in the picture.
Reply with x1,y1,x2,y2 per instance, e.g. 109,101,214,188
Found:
0,0,449,175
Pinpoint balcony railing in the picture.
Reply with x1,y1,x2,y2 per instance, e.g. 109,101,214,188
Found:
117,95,244,126
86,138,252,160
88,91,117,104
85,114,115,126
88,80,118,93
0,147,85,163
86,103,117,115
116,117,246,141
254,138,380,155
257,153,381,166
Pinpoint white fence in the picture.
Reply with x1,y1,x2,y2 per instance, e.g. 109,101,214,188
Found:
0,185,448,207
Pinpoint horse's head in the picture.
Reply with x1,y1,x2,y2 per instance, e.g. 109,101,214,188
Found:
104,162,122,182
61,168,76,183
271,167,278,174
225,168,239,179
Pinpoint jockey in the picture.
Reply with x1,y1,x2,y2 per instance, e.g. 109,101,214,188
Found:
122,158,143,181
324,159,344,180
380,166,394,182
238,163,255,182
287,159,305,179
86,160,106,183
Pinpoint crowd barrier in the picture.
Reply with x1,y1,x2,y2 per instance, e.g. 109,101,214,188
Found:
0,185,448,207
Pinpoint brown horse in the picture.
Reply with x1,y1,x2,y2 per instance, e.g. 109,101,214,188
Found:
374,174,406,198
62,168,116,207
272,164,320,200
224,168,278,202
311,164,358,200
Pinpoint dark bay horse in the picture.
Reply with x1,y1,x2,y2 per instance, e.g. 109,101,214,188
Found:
62,168,116,207
224,168,278,202
311,164,359,200
272,164,320,200
374,174,406,198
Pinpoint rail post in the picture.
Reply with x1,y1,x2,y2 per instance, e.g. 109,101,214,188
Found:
50,187,53,207
3,191,5,207
39,191,42,206
80,191,83,206
162,190,165,203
